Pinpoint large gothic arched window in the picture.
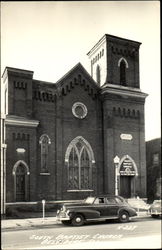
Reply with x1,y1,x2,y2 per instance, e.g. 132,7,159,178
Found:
65,137,95,190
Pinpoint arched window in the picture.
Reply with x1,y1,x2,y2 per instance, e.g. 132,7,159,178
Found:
96,65,101,85
120,60,126,86
65,136,95,190
119,155,138,176
39,134,51,173
12,160,30,202
118,57,128,86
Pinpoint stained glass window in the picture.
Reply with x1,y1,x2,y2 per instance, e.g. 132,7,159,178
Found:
66,137,94,190
39,134,51,173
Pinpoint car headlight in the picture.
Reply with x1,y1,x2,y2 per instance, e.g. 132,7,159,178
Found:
61,205,66,212
66,210,70,215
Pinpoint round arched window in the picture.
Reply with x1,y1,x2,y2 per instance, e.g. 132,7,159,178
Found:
72,102,88,119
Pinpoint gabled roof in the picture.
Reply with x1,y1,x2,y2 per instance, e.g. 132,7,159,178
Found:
56,62,98,87
56,62,100,99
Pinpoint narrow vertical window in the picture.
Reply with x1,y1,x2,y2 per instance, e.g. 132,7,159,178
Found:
16,164,26,201
80,147,90,189
12,160,30,202
120,60,126,86
5,88,7,114
96,65,101,85
68,146,79,189
39,135,51,173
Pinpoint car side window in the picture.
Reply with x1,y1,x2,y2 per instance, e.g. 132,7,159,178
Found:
99,198,105,204
106,198,116,204
94,198,99,204
94,198,105,204
115,197,124,204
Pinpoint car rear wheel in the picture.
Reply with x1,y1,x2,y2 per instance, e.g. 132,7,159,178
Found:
71,214,85,226
119,211,129,223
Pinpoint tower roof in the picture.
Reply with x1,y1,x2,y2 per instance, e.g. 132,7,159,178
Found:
87,34,141,56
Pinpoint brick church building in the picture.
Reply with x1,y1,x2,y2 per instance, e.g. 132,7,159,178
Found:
1,34,147,211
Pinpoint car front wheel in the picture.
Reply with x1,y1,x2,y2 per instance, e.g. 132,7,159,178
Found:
151,214,159,218
71,214,85,226
119,211,129,223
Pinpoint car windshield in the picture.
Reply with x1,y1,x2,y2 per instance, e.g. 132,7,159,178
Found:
84,197,95,204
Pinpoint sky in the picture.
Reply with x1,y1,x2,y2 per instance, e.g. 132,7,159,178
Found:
1,1,160,141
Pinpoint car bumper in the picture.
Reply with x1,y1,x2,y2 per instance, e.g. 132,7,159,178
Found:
56,216,71,221
56,211,71,221
150,209,161,215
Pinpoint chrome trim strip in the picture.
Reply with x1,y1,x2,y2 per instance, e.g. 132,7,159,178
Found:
67,190,94,192
86,216,118,221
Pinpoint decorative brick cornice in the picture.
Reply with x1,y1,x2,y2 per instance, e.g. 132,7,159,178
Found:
13,132,29,140
113,107,140,119
14,80,27,89
111,46,137,57
101,83,148,100
56,63,99,99
60,74,98,99
33,90,56,102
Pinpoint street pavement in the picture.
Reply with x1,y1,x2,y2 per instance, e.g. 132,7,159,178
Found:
1,211,150,231
32,235,161,249
2,214,161,250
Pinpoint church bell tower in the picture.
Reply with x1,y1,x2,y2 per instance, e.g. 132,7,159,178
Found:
87,34,141,88
87,34,148,198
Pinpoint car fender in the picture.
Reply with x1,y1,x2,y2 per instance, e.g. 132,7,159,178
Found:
68,209,101,220
118,207,130,216
118,207,137,216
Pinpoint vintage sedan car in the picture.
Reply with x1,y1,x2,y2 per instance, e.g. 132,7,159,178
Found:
149,200,162,218
56,195,137,226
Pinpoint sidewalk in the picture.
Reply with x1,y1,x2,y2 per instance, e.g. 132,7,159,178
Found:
1,212,150,231
1,216,58,230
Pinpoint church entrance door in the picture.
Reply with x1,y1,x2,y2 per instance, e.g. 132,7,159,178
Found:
118,155,137,198
120,176,131,198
